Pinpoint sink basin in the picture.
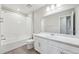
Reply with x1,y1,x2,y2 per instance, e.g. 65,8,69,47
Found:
51,34,54,36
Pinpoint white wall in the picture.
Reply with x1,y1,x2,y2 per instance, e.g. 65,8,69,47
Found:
44,15,60,33
75,6,79,36
0,5,1,46
33,7,46,33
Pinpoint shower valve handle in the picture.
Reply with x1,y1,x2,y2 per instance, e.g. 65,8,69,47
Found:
1,35,6,40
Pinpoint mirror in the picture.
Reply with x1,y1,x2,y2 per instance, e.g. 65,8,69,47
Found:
60,12,75,35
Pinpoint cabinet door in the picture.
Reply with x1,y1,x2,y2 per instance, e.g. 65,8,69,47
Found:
34,37,49,54
40,38,60,54
46,45,60,54
60,49,73,54
40,38,49,54
34,37,60,54
34,36,41,52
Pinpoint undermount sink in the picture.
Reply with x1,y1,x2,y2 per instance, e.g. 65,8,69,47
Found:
51,34,54,36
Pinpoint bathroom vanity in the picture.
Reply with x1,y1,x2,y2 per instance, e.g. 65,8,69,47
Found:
34,33,79,54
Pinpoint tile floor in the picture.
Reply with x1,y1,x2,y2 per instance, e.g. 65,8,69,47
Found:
4,45,39,54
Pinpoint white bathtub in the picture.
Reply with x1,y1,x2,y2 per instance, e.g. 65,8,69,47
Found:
1,35,32,46
0,35,32,53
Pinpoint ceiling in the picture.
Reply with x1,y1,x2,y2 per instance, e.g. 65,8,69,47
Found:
1,4,46,15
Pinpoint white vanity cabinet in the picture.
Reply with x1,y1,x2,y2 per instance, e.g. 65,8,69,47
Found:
34,35,79,54
34,36,61,54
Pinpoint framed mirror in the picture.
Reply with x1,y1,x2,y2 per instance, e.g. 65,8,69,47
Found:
60,11,75,35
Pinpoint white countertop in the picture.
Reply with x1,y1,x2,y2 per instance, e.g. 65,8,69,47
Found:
34,32,79,47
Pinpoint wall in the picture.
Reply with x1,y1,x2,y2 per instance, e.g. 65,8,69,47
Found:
44,15,60,33
33,6,46,33
75,6,79,36
0,5,1,46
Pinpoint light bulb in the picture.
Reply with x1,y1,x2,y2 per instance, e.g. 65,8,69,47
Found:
51,5,55,10
56,4,62,7
46,7,50,11
17,8,20,11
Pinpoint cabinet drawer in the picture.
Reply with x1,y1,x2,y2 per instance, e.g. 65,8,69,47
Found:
46,45,60,54
59,48,73,54
60,50,73,54
48,39,79,54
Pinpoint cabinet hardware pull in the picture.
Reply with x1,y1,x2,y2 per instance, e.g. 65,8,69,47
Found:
60,52,65,54
38,42,40,47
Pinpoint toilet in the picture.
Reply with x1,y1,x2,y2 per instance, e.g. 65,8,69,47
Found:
26,39,34,49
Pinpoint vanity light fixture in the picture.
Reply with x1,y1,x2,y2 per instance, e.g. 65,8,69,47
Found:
56,4,62,7
46,6,50,11
51,4,55,10
17,8,20,11
46,4,63,12
46,4,56,12
26,4,32,8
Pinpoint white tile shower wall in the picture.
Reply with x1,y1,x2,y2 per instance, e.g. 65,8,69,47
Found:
1,10,32,45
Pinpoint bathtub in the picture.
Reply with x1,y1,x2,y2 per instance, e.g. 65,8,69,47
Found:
0,35,32,54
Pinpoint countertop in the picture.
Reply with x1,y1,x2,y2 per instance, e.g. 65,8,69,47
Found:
34,32,79,47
